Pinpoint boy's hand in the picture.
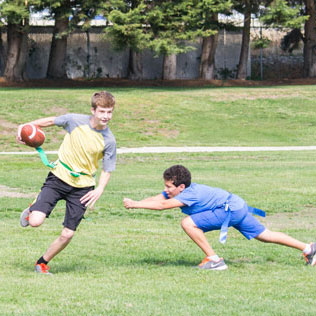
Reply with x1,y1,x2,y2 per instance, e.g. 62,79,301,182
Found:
16,124,26,145
123,198,135,209
80,187,103,209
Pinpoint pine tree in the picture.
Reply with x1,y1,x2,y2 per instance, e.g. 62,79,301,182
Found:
106,0,231,80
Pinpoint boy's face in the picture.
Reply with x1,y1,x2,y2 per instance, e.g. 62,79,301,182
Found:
91,106,114,129
164,180,185,198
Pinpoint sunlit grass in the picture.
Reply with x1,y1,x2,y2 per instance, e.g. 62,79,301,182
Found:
1,152,316,315
2,85,316,151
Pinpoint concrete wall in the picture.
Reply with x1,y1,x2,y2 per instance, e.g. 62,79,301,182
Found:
0,27,248,80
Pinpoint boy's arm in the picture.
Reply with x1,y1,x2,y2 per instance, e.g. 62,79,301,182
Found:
137,194,166,203
17,117,56,144
26,117,56,127
80,170,111,208
123,194,184,210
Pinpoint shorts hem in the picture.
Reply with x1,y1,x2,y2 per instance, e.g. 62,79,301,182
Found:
244,226,266,240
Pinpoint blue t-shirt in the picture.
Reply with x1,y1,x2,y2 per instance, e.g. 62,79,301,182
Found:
163,183,246,215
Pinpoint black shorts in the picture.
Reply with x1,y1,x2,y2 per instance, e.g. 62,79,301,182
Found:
30,172,94,231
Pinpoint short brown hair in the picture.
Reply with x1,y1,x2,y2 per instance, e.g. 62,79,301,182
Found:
91,91,115,109
163,165,191,188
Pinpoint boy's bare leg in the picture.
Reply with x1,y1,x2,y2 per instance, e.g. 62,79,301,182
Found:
181,216,216,257
255,229,307,251
42,227,75,262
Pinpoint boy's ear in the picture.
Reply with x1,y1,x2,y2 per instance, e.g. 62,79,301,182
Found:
91,107,95,115
178,184,186,192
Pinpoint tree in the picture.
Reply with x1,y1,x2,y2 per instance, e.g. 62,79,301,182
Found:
196,0,233,80
234,1,261,79
303,0,316,77
233,0,277,80
199,13,219,80
236,1,252,79
0,0,31,81
106,0,218,80
124,0,144,79
261,0,313,77
36,0,113,78
0,28,6,74
45,2,71,78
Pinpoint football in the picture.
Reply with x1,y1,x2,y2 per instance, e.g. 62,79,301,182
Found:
20,123,45,148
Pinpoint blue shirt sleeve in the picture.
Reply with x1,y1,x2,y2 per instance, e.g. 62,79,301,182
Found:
162,191,168,199
174,185,198,207
174,189,197,206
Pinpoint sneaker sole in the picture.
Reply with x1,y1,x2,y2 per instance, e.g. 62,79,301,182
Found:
208,264,228,271
20,208,30,227
198,264,228,271
35,266,52,275
35,271,52,275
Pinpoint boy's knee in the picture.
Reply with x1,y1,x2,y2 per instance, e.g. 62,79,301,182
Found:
29,211,46,227
29,219,42,227
181,216,194,231
60,228,75,241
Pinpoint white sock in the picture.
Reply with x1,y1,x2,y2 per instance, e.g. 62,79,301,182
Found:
303,244,311,255
207,255,220,262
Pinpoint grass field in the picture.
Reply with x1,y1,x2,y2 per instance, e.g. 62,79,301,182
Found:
2,85,316,151
1,85,316,315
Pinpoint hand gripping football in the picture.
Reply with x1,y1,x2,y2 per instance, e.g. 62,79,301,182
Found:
20,123,45,148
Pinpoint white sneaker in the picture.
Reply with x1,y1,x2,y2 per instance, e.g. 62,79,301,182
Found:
304,242,316,266
197,257,228,270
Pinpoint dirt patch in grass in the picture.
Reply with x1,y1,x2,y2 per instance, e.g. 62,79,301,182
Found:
159,128,179,138
261,208,315,230
0,118,17,136
43,106,68,116
0,185,36,198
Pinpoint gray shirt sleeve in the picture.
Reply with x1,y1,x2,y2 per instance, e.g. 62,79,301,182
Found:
102,131,116,172
54,114,90,133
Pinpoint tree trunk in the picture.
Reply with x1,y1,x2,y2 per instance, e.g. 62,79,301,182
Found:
3,23,28,81
128,49,143,79
47,13,69,78
303,0,316,77
199,32,219,80
162,54,177,80
0,28,5,75
199,13,219,79
236,2,251,79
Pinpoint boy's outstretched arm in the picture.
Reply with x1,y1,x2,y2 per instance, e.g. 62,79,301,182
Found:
123,194,184,210
17,117,56,144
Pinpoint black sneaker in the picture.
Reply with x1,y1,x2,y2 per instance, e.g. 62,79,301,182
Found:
197,257,228,270
304,243,316,266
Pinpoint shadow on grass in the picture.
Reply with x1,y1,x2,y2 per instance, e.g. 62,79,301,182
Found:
129,257,197,267
18,253,305,275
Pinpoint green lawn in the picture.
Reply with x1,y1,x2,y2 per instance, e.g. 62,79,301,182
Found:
1,152,316,315
1,85,316,151
1,85,316,315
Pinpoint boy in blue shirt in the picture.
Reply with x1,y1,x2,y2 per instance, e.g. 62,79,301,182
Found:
124,165,316,270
